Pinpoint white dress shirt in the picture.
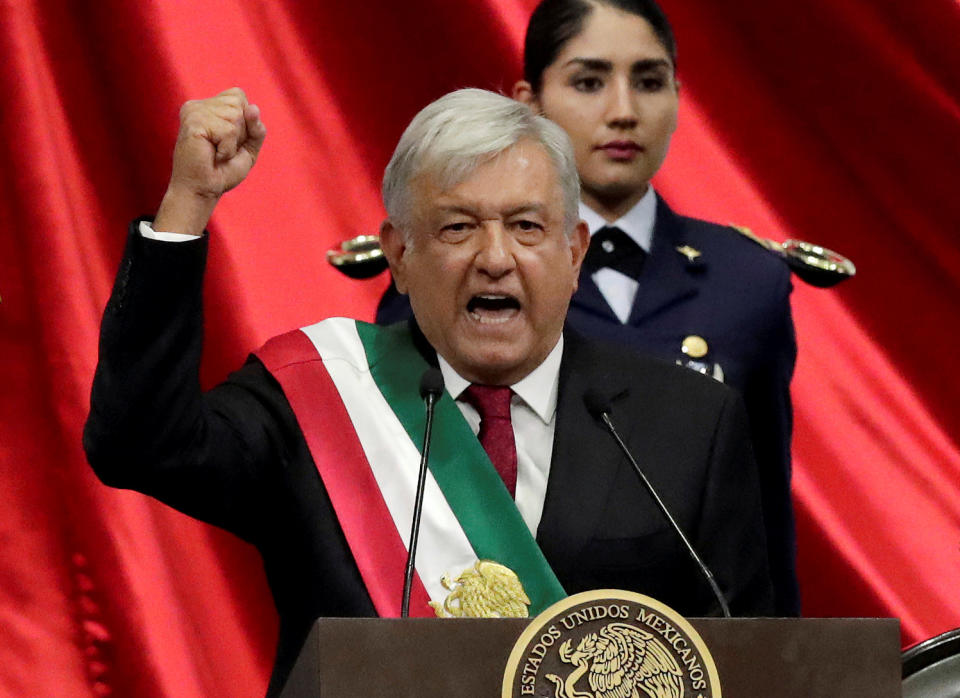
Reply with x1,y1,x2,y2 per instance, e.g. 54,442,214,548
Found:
138,220,199,242
579,186,657,324
437,337,562,536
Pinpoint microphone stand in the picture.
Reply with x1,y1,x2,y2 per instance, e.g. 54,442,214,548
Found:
401,369,444,617
585,390,731,618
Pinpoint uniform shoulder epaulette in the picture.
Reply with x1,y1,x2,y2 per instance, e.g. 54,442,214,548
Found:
728,224,856,288
326,235,389,279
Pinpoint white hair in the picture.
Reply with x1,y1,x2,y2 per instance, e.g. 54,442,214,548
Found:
382,88,580,234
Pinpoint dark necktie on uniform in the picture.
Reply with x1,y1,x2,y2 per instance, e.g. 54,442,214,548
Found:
582,226,647,280
463,384,517,497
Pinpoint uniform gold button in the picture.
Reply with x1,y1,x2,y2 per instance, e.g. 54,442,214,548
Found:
681,335,709,359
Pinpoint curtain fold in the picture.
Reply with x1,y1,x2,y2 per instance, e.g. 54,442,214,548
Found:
1,1,957,695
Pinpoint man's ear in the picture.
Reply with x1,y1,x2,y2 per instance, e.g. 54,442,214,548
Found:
512,80,540,111
379,219,409,294
569,220,590,292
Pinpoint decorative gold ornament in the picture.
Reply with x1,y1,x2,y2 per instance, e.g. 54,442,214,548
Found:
681,335,709,359
430,560,531,618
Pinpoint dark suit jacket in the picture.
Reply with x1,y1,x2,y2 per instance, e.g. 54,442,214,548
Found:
84,221,773,696
377,196,799,615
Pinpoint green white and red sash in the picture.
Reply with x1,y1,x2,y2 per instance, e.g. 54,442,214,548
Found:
255,318,566,618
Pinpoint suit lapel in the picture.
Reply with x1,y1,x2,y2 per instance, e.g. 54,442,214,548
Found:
627,196,704,325
536,331,630,584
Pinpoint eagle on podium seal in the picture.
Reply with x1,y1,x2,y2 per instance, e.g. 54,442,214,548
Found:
502,590,721,698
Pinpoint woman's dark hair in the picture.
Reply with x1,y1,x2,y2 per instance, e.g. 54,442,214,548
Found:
523,0,677,93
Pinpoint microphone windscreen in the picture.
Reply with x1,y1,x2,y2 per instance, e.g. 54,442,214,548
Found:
419,367,445,400
583,389,612,419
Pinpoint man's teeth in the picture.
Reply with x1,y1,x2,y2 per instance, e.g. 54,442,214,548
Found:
467,295,520,323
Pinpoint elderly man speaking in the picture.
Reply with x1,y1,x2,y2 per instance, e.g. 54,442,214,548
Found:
84,87,773,696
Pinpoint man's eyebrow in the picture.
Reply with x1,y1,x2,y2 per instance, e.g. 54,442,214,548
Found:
436,205,477,215
434,203,546,218
503,203,547,218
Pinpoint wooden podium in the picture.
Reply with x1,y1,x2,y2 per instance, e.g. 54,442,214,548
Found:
278,617,901,697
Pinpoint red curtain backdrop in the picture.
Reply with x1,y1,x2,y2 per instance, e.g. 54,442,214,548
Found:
1,1,958,695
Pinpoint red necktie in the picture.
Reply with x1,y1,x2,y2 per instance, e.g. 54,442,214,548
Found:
463,384,517,497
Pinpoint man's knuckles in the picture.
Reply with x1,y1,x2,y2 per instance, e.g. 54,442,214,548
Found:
180,110,246,148
170,90,258,188
217,86,247,103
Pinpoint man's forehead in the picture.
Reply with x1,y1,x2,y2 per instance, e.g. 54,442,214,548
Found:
413,144,564,219
428,199,555,219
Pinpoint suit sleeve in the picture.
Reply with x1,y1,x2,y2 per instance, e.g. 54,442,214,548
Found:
697,388,776,616
82,220,295,543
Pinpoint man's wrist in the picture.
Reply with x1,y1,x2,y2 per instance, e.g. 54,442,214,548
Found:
153,185,219,236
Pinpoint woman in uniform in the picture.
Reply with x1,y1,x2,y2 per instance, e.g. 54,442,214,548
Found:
375,0,801,616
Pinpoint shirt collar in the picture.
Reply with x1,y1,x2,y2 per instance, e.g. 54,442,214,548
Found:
438,335,563,425
578,186,657,253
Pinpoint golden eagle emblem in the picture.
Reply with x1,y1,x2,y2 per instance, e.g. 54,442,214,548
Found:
546,622,684,698
429,560,530,618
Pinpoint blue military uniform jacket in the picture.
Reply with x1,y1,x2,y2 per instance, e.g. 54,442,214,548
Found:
377,195,800,615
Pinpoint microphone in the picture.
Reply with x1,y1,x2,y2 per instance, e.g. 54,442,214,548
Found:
401,368,445,617
583,389,732,618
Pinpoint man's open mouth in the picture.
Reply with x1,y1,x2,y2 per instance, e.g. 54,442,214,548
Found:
467,294,521,323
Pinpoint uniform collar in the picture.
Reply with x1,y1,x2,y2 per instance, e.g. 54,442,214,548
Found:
578,186,657,254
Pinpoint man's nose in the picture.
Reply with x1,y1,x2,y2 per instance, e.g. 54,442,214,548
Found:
605,80,639,128
474,224,516,277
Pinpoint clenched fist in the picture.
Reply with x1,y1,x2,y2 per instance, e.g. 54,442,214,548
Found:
154,88,267,236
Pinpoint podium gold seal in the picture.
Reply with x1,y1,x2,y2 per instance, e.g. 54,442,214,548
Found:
502,590,720,698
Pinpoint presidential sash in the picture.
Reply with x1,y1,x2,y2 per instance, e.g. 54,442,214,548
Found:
256,318,566,618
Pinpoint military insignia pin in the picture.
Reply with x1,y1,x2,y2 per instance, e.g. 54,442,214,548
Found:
676,245,702,263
